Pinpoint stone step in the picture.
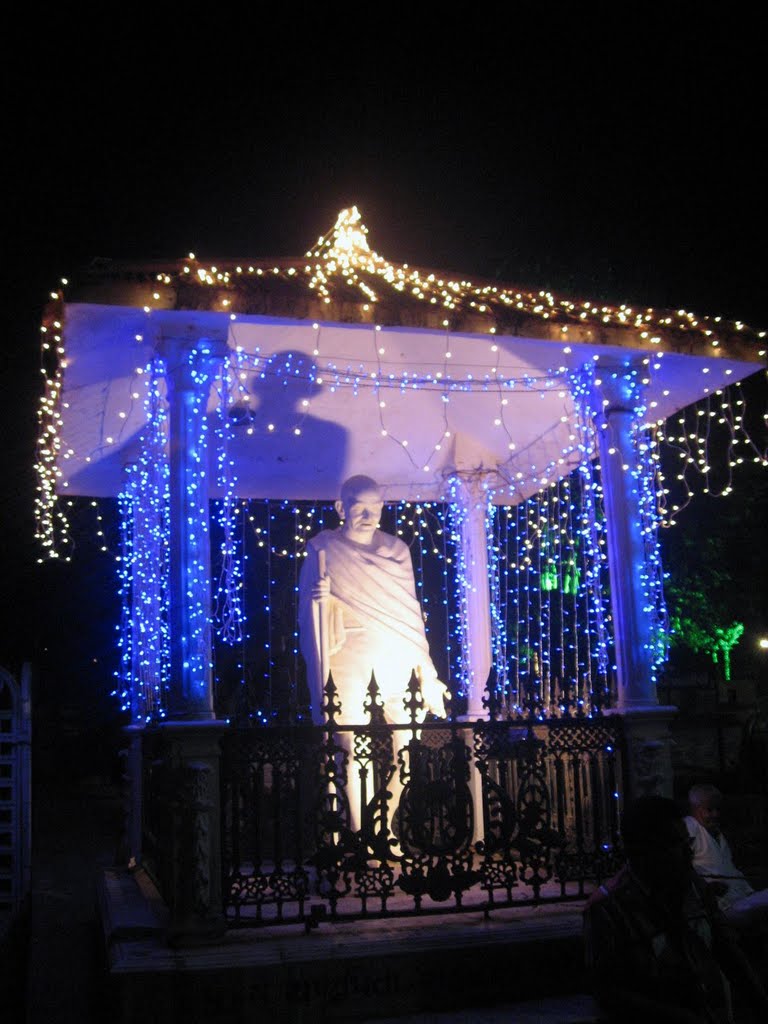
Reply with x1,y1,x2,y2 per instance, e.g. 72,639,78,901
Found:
99,867,592,1023
361,994,600,1023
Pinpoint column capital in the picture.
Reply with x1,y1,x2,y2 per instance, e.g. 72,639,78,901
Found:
157,333,229,394
589,362,649,421
446,469,501,505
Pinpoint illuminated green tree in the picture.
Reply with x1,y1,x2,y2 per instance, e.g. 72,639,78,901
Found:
664,525,748,681
669,613,744,682
711,623,745,682
660,410,767,685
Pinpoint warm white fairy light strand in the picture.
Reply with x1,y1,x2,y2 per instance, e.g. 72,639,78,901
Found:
31,209,766,725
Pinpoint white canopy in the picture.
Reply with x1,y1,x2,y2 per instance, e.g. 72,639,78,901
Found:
57,303,761,503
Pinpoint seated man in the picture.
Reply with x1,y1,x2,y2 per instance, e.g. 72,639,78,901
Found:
584,795,767,1023
685,783,768,932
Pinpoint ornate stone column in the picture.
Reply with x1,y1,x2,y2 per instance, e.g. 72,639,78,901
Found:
449,474,494,842
163,335,226,720
590,365,675,798
156,331,228,943
450,474,493,720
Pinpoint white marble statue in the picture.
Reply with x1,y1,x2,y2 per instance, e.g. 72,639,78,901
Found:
298,475,449,726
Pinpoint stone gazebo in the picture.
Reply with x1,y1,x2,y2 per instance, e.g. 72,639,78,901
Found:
36,208,765,942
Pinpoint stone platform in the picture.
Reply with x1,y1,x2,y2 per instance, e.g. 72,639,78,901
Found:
99,867,596,1024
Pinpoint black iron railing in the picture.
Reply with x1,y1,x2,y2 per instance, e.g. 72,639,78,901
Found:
219,673,624,927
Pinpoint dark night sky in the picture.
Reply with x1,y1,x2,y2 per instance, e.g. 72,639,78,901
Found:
2,12,766,722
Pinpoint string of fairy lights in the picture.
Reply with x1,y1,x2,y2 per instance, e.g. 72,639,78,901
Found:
32,208,767,723
155,206,767,345
223,338,581,500
212,355,245,646
116,357,169,721
486,475,613,717
107,359,646,722
103,345,748,723
654,379,767,522
169,478,617,724
569,361,669,685
35,208,767,558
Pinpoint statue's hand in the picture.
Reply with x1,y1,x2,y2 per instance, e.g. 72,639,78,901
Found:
419,670,450,718
312,574,331,603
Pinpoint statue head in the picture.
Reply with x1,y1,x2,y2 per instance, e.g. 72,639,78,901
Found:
336,475,384,545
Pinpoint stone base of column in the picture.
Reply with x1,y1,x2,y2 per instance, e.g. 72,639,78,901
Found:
123,725,144,868
605,705,677,800
150,720,228,946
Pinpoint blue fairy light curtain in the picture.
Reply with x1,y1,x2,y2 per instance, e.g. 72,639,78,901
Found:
569,360,669,682
486,471,614,718
205,476,617,724
212,355,245,646
116,357,170,721
208,498,460,723
113,385,623,724
113,354,691,725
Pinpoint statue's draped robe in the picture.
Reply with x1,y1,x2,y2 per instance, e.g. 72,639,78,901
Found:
298,529,440,724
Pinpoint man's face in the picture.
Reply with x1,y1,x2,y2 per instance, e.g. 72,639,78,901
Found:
338,487,384,540
692,796,722,837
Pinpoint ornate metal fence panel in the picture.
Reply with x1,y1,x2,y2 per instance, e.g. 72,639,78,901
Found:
219,675,624,928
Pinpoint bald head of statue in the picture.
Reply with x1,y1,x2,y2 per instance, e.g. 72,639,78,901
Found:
335,475,384,546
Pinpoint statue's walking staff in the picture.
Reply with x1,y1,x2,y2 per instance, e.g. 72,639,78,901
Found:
313,548,330,714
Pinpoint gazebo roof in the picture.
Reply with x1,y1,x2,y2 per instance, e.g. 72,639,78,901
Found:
41,208,765,504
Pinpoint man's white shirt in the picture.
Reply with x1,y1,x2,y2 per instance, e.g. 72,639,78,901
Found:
684,815,754,910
